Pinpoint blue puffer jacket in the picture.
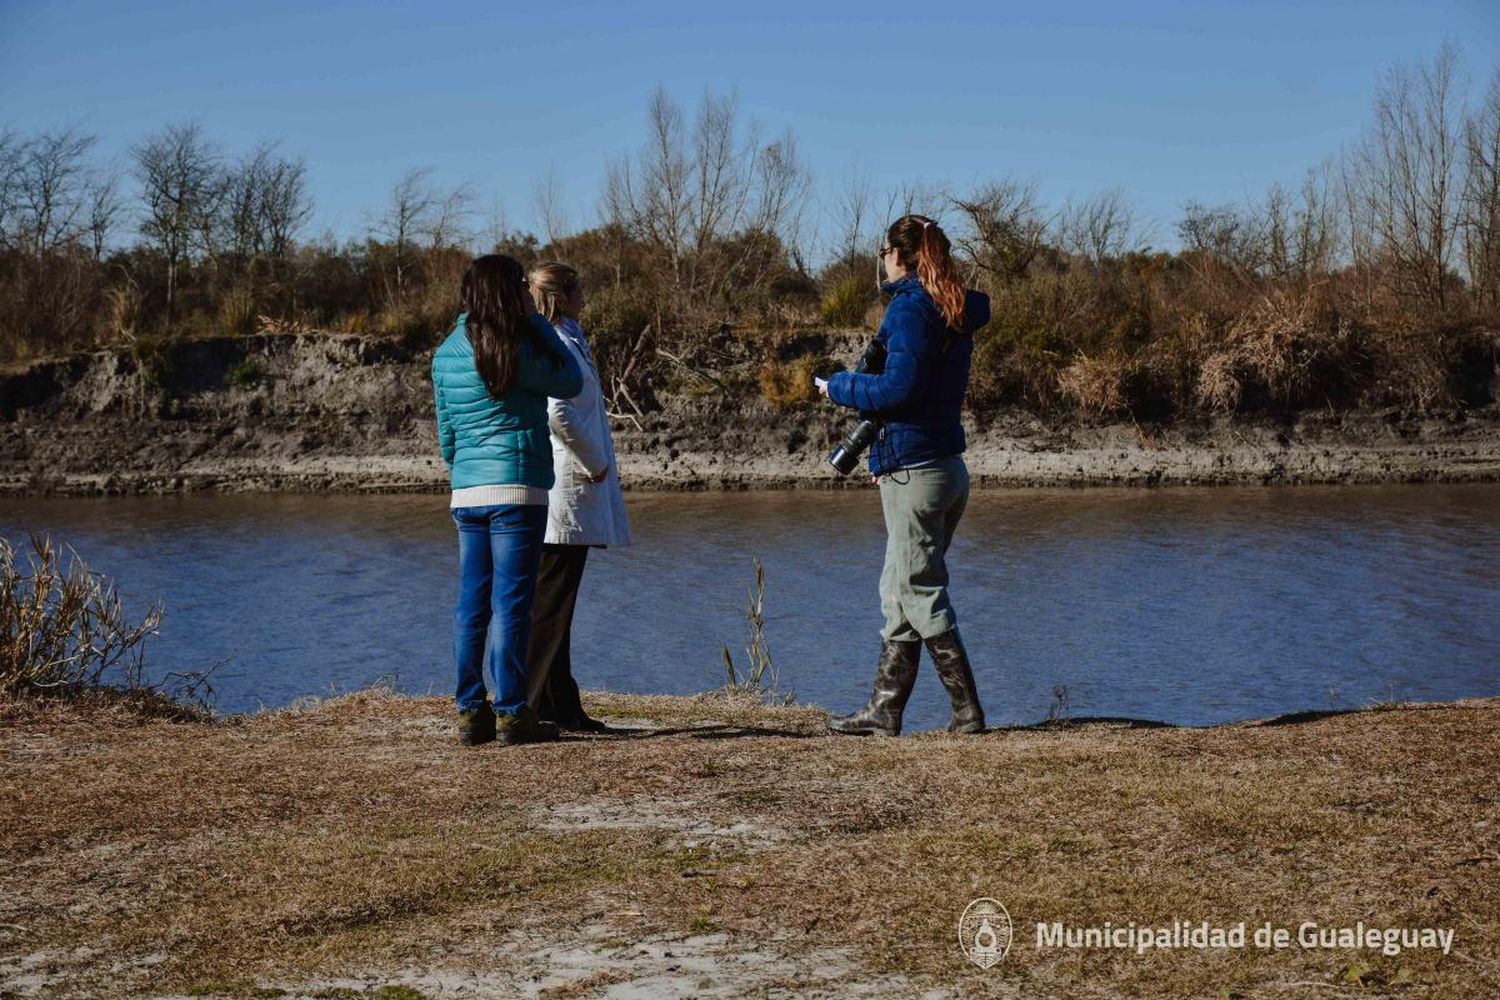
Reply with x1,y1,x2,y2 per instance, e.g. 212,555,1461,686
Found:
825,275,991,476
432,313,583,490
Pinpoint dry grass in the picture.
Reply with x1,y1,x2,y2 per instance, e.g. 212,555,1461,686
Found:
1057,351,1132,417
1,690,1496,998
758,355,829,411
821,274,876,330
1,535,165,700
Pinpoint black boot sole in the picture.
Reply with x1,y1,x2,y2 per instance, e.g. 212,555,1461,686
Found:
827,720,900,737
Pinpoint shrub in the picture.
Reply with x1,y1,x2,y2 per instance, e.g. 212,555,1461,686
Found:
1365,328,1495,412
217,284,257,336
721,558,791,705
105,281,142,344
821,273,875,329
1057,351,1132,417
1,535,162,699
759,353,838,410
227,358,266,389
1196,349,1243,411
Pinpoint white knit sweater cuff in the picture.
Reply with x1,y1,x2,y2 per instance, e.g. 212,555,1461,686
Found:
450,484,549,508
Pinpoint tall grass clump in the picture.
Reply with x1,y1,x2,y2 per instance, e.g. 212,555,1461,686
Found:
722,558,791,705
821,273,876,329
759,354,836,410
0,535,164,701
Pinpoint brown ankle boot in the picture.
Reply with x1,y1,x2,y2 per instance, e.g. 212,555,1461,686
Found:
496,704,560,746
923,628,986,734
457,701,496,746
828,638,921,737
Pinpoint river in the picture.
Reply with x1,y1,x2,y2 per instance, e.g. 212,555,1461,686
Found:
3,484,1498,732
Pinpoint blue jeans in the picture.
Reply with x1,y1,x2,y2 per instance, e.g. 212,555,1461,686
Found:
451,503,548,715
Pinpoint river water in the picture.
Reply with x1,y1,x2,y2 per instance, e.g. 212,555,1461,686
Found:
2,485,1498,731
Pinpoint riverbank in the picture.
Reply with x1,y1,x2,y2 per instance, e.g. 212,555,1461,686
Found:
2,332,1499,495
1,690,1495,998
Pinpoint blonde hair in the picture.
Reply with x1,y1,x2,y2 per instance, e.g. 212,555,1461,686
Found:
527,261,581,322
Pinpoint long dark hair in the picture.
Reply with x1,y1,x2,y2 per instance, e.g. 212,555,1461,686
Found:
460,254,558,397
886,215,966,331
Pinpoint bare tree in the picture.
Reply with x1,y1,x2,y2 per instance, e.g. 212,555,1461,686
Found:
372,167,437,299
532,164,569,247
605,87,810,302
0,128,22,249
1178,199,1276,276
1337,149,1380,310
883,180,944,223
369,167,471,300
1352,44,1466,309
426,180,474,252
698,128,813,299
1182,182,1337,281
950,179,1051,279
220,142,312,273
600,159,634,244
17,127,96,258
132,123,224,326
482,195,515,253
83,166,122,260
223,143,272,261
1059,186,1144,263
627,86,692,284
827,166,874,266
259,153,312,260
749,130,810,244
1462,68,1500,313
688,90,749,282
1296,166,1340,277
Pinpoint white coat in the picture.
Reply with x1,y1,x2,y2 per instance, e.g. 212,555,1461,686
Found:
544,317,631,547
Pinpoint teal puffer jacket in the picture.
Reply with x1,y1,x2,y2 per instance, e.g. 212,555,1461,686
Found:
432,313,584,490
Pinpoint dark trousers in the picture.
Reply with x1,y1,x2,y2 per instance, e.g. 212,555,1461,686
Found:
525,543,590,722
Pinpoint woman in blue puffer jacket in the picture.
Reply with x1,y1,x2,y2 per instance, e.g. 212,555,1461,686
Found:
819,215,992,738
433,254,582,747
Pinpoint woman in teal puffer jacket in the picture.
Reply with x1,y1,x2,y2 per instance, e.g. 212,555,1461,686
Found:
433,254,582,747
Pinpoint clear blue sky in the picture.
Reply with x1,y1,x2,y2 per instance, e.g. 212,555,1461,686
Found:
2,0,1497,254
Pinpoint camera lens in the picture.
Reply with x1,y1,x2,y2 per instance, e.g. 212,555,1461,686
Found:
827,419,880,476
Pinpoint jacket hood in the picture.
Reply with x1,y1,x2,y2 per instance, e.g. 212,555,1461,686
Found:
881,275,991,334
963,288,991,334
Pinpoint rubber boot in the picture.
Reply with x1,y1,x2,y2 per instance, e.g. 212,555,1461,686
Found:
923,628,986,734
827,638,921,736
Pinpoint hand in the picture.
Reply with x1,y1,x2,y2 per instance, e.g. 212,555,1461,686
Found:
588,464,611,484
814,375,829,398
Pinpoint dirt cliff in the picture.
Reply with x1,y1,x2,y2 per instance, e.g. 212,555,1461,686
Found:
2,331,1499,494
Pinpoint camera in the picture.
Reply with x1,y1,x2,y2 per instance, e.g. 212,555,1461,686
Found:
827,339,886,476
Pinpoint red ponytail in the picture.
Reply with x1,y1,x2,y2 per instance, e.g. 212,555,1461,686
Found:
888,215,966,330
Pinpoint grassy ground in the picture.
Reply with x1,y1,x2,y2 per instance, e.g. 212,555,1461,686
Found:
1,689,1496,999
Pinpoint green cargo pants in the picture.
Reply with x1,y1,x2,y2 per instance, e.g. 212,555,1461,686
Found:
877,454,970,641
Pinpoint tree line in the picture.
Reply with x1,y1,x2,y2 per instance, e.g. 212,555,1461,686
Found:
1,46,1497,421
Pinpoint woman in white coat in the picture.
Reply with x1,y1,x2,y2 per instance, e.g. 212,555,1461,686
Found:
524,262,631,732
